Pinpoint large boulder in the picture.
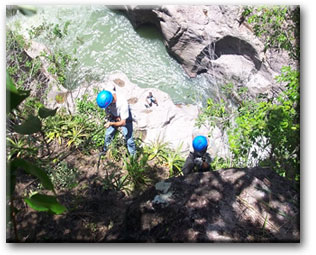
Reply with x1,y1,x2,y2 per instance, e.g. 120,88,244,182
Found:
102,73,199,154
87,73,230,157
122,5,298,97
121,167,299,242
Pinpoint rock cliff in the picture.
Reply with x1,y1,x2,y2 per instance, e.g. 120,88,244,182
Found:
16,9,300,243
122,5,297,97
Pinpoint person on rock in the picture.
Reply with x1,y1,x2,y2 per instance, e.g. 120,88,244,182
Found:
145,92,158,108
96,88,136,156
181,135,212,176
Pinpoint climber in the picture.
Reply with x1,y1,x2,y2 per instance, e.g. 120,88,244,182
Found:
145,91,158,108
181,135,212,176
96,89,136,156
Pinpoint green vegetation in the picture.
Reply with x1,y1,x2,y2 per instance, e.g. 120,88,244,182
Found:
198,6,300,182
198,67,299,180
6,27,185,239
28,21,76,88
6,30,41,89
100,169,132,195
6,5,299,241
6,71,66,241
6,25,107,240
48,161,79,190
242,5,300,60
160,143,185,177
41,50,78,88
123,153,150,190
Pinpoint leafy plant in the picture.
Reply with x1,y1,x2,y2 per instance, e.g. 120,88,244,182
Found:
76,94,98,115
196,98,231,130
48,161,79,190
6,72,66,241
210,156,232,170
28,20,71,40
41,50,78,87
244,5,300,60
143,135,170,162
75,94,106,148
101,172,131,195
44,114,64,144
6,71,30,114
106,132,127,161
161,143,185,177
123,153,149,190
24,194,66,214
43,104,104,150
65,125,87,147
6,136,38,161
6,30,44,92
197,66,299,181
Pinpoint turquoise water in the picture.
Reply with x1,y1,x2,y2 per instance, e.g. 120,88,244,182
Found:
7,5,217,104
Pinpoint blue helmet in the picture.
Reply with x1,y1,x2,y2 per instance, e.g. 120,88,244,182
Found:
192,135,208,152
96,90,113,108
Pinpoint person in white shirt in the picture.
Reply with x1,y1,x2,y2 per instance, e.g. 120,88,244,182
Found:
96,89,136,156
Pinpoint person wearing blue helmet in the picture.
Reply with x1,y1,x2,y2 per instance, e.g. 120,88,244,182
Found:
96,88,136,156
181,135,212,176
96,90,113,109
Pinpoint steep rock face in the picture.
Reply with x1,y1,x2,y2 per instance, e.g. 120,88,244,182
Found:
121,167,299,242
123,5,297,96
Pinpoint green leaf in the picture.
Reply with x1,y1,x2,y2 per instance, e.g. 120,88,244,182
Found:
24,194,66,214
38,107,58,118
6,71,30,114
11,159,54,191
13,115,42,134
6,72,18,93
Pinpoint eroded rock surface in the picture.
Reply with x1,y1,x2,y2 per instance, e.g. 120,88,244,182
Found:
122,5,298,96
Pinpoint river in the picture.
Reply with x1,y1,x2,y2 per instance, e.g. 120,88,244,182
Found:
7,5,219,105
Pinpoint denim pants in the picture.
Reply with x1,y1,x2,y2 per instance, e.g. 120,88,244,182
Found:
103,119,136,156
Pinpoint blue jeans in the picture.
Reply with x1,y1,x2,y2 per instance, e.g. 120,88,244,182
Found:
103,119,136,156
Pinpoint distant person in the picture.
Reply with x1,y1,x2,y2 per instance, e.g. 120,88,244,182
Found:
181,135,212,176
96,89,136,156
145,92,158,108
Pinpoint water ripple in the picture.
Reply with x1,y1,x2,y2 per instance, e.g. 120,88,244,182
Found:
6,5,217,104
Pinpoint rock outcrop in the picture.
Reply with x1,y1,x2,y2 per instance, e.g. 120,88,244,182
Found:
121,167,299,242
24,40,230,157
23,4,299,157
57,72,229,157
122,5,297,96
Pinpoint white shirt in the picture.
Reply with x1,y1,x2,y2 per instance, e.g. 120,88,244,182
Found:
106,93,129,121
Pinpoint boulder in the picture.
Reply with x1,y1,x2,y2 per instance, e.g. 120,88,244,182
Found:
103,73,231,157
121,167,299,242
